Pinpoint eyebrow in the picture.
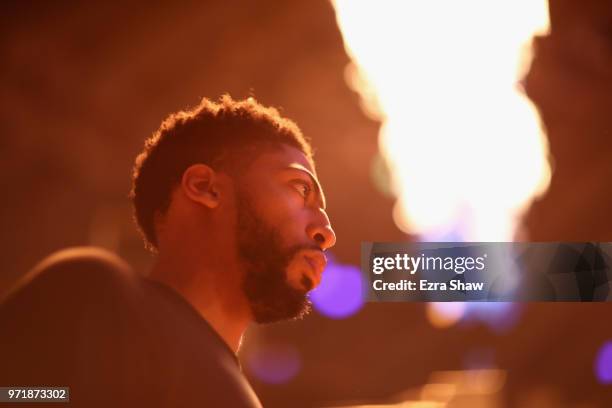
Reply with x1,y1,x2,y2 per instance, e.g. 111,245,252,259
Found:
284,164,327,210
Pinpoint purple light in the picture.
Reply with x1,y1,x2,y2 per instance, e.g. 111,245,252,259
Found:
595,340,612,385
310,259,365,319
245,344,301,385
462,302,521,333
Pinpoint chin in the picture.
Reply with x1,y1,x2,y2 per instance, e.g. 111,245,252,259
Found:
250,293,313,324
243,265,314,324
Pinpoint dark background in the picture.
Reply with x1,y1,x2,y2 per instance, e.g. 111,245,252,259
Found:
1,1,612,406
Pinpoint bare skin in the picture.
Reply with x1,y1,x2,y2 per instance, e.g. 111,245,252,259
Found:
150,145,336,353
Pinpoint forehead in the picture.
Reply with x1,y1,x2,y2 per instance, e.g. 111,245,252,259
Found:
248,144,316,176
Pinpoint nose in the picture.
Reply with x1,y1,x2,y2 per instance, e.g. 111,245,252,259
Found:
307,211,336,251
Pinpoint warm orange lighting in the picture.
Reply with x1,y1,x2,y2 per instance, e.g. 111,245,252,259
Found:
333,0,551,240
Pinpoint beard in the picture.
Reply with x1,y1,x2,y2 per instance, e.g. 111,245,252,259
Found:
236,191,313,324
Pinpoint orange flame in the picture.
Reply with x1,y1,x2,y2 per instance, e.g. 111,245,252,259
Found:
333,0,551,241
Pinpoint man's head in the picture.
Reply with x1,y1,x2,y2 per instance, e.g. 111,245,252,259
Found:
131,95,336,323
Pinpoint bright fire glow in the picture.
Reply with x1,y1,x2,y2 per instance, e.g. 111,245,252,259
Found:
333,0,551,241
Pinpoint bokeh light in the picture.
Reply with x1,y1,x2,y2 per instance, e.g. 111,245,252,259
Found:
426,302,466,329
595,340,612,385
245,343,301,385
462,302,521,334
310,257,365,319
426,301,521,332
333,0,551,240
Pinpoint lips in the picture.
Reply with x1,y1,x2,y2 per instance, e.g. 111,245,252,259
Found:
303,250,327,284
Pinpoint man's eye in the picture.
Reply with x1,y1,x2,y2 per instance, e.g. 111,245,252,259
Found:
293,181,312,198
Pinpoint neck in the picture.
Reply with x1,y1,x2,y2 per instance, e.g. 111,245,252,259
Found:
150,249,252,353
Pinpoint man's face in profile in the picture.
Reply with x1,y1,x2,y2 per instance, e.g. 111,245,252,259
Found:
234,144,335,323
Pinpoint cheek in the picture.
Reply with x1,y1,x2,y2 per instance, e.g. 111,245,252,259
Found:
274,211,310,245
255,187,310,242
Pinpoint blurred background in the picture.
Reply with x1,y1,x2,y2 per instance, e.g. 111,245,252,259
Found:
1,0,612,406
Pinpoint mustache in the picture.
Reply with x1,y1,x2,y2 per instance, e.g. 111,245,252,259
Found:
284,244,323,259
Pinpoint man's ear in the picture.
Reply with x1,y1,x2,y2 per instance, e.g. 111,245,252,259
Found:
181,164,221,209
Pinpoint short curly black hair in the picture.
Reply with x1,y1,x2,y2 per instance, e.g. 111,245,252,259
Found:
130,95,313,250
